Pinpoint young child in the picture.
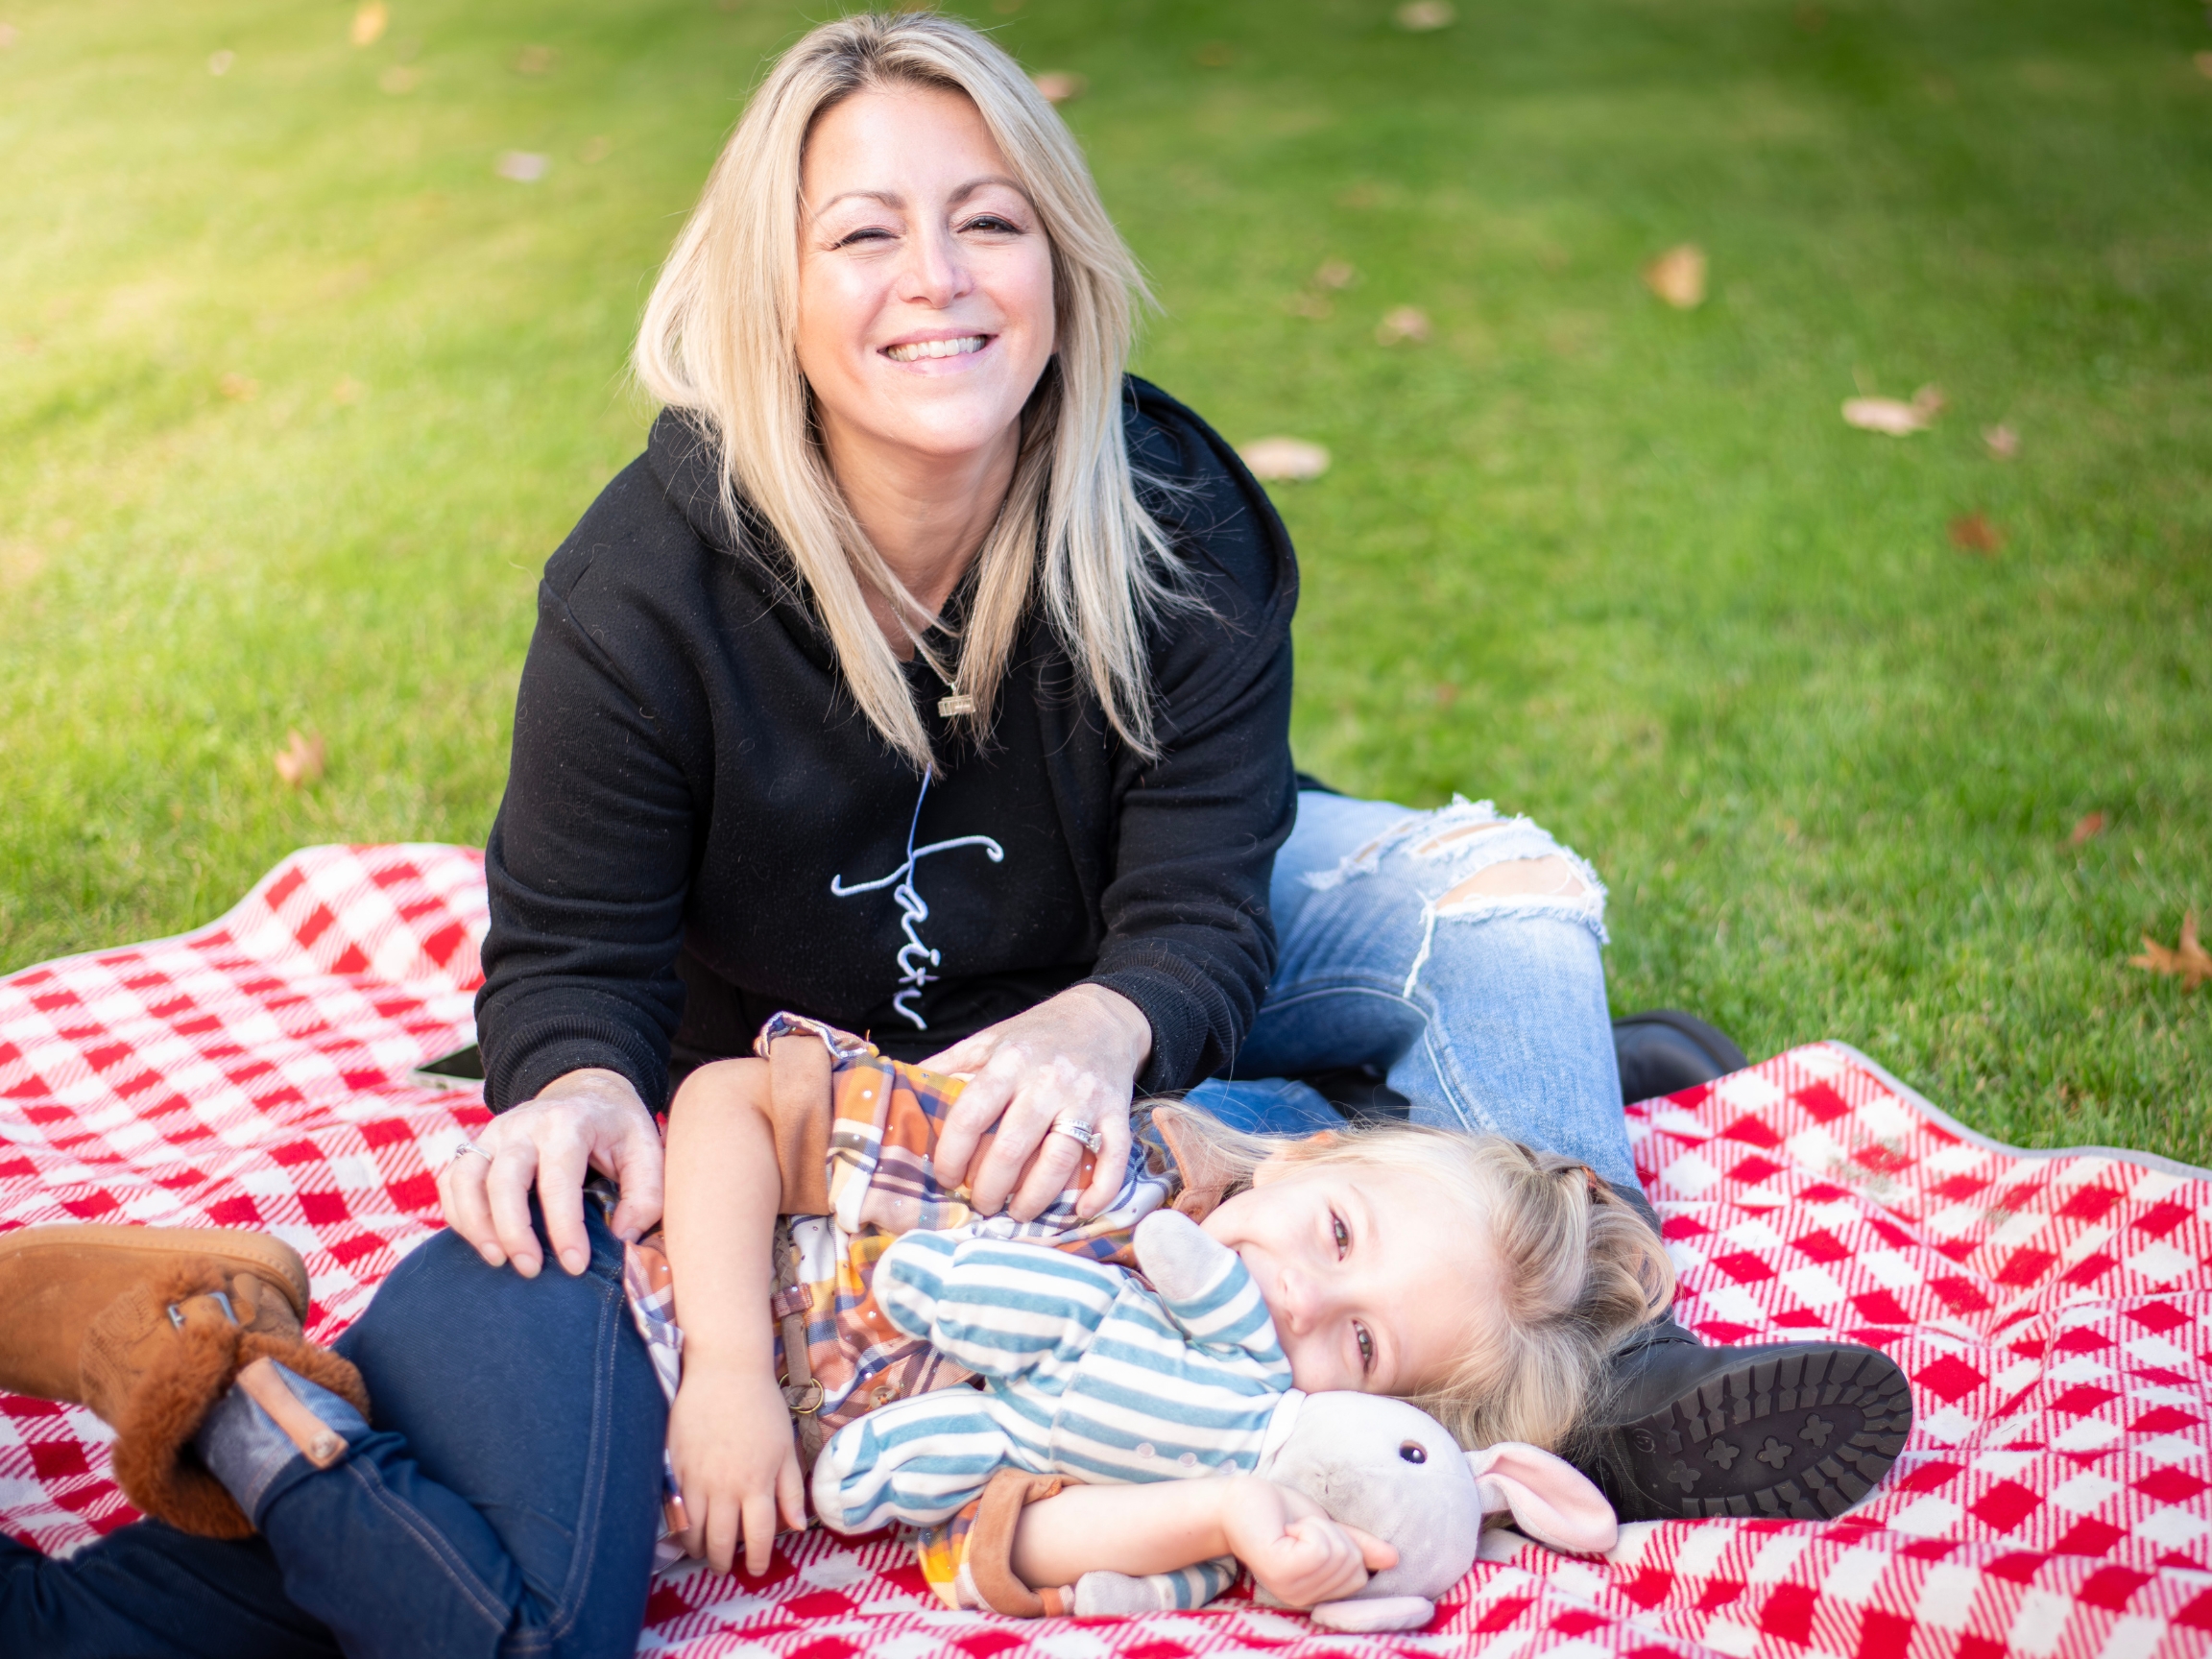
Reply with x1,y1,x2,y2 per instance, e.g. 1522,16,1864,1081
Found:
642,1012,1673,1613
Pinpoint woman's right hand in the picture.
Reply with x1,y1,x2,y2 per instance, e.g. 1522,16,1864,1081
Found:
667,1364,808,1576
436,1067,665,1278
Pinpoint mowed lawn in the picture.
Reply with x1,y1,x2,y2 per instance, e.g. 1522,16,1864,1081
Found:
2,0,2206,1154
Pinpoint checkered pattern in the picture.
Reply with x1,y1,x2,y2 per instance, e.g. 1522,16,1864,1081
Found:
6,847,2212,1659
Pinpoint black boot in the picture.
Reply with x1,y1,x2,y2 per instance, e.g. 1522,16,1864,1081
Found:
1584,1020,1914,1521
1576,1314,1913,1522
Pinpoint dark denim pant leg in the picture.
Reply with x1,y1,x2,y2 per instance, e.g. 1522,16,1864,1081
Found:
276,1204,668,1659
2,1205,667,1659
1,1525,341,1659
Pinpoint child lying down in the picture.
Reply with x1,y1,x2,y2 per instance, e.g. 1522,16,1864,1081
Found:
625,1014,1675,1614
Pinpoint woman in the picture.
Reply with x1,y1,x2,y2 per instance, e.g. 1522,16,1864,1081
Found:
0,13,1902,1657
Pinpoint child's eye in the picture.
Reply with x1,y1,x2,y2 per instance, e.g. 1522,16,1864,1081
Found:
1331,1212,1350,1258
1355,1323,1375,1374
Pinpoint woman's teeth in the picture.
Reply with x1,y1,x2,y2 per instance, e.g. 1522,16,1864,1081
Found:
884,335,987,363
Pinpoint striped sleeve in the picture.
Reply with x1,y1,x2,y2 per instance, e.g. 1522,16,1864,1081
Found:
875,1232,1122,1382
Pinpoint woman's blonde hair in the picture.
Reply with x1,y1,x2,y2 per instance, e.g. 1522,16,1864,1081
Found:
635,12,1182,770
1154,1107,1675,1453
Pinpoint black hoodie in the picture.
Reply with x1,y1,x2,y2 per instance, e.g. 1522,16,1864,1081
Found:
475,378,1297,1113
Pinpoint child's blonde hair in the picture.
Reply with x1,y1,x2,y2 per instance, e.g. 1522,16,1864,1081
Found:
1152,1107,1674,1453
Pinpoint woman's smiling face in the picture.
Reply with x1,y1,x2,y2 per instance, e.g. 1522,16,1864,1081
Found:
1200,1157,1493,1398
794,83,1057,469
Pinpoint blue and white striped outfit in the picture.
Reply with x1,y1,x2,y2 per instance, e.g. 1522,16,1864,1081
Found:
813,1222,1302,1533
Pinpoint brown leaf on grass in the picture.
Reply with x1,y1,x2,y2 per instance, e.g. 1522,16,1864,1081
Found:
1643,244,1707,309
1395,1,1455,30
514,44,556,76
495,151,549,182
1984,423,2019,460
332,376,366,404
1313,259,1357,290
274,731,325,788
2197,51,2212,81
208,49,234,76
1030,71,1086,104
2132,913,2211,992
0,23,17,49
350,3,388,48
1286,292,1333,320
219,373,259,401
1949,512,2004,554
1375,305,1431,346
2069,811,2106,846
1842,385,1942,436
578,135,612,165
1239,437,1330,481
1194,41,1236,68
378,64,420,93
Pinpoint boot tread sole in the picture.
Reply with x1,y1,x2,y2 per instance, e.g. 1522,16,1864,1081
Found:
1603,1343,1912,1523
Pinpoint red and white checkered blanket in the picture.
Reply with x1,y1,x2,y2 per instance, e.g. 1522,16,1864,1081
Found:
6,844,2211,1659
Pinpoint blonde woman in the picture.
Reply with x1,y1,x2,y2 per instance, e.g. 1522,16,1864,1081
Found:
0,12,1907,1656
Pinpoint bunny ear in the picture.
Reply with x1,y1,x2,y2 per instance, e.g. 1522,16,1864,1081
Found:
1465,1443,1619,1556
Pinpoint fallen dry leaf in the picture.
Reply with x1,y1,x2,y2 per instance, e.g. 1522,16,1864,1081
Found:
1194,41,1236,68
2131,912,2211,992
1240,437,1330,482
218,373,259,401
495,151,549,183
350,2,388,48
1395,1,1455,30
1030,70,1086,104
1375,305,1431,346
1313,259,1357,290
0,22,18,49
274,731,325,788
514,44,556,75
1643,244,1707,309
2069,811,2105,846
578,135,612,165
2198,51,2212,81
378,64,420,94
1286,292,1333,320
1984,423,2019,460
332,376,365,404
1948,512,2003,554
208,49,234,76
1842,385,1943,437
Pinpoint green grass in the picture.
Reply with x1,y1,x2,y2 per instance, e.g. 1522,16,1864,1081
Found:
2,0,2206,1154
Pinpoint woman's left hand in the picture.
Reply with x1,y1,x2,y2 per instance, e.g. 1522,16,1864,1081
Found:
924,983,1152,1222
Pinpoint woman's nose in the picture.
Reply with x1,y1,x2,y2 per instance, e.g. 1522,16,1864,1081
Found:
898,223,972,309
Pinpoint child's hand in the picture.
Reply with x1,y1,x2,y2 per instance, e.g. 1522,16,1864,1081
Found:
1219,1477,1398,1610
667,1364,805,1576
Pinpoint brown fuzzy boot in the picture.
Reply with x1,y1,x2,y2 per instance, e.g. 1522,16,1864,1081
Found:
0,1224,370,1538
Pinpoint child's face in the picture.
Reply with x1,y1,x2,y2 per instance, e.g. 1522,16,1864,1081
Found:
1200,1158,1491,1399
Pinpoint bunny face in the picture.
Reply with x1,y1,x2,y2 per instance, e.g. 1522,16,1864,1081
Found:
1261,1392,1484,1603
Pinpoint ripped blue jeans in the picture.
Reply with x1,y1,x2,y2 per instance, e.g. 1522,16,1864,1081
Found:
1187,790,1638,1190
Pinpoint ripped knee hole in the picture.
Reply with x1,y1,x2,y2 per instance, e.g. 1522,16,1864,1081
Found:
1437,855,1587,910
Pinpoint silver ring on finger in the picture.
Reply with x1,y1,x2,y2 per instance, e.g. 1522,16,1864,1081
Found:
1048,1114,1104,1155
453,1140,493,1164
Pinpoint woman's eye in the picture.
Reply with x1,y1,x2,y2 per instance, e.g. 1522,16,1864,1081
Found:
834,227,894,247
1355,1323,1374,1373
1331,1212,1349,1257
963,214,1021,234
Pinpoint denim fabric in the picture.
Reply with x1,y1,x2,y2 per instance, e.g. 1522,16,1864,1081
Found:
2,1204,669,1659
1187,790,1639,1189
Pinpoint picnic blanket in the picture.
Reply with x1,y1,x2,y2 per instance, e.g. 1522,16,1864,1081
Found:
5,844,2212,1659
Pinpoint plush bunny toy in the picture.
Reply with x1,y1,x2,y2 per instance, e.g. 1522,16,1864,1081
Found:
1073,1391,1618,1631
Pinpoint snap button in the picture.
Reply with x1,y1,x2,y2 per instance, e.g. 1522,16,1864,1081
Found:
1178,1452,1198,1469
1135,1442,1154,1458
